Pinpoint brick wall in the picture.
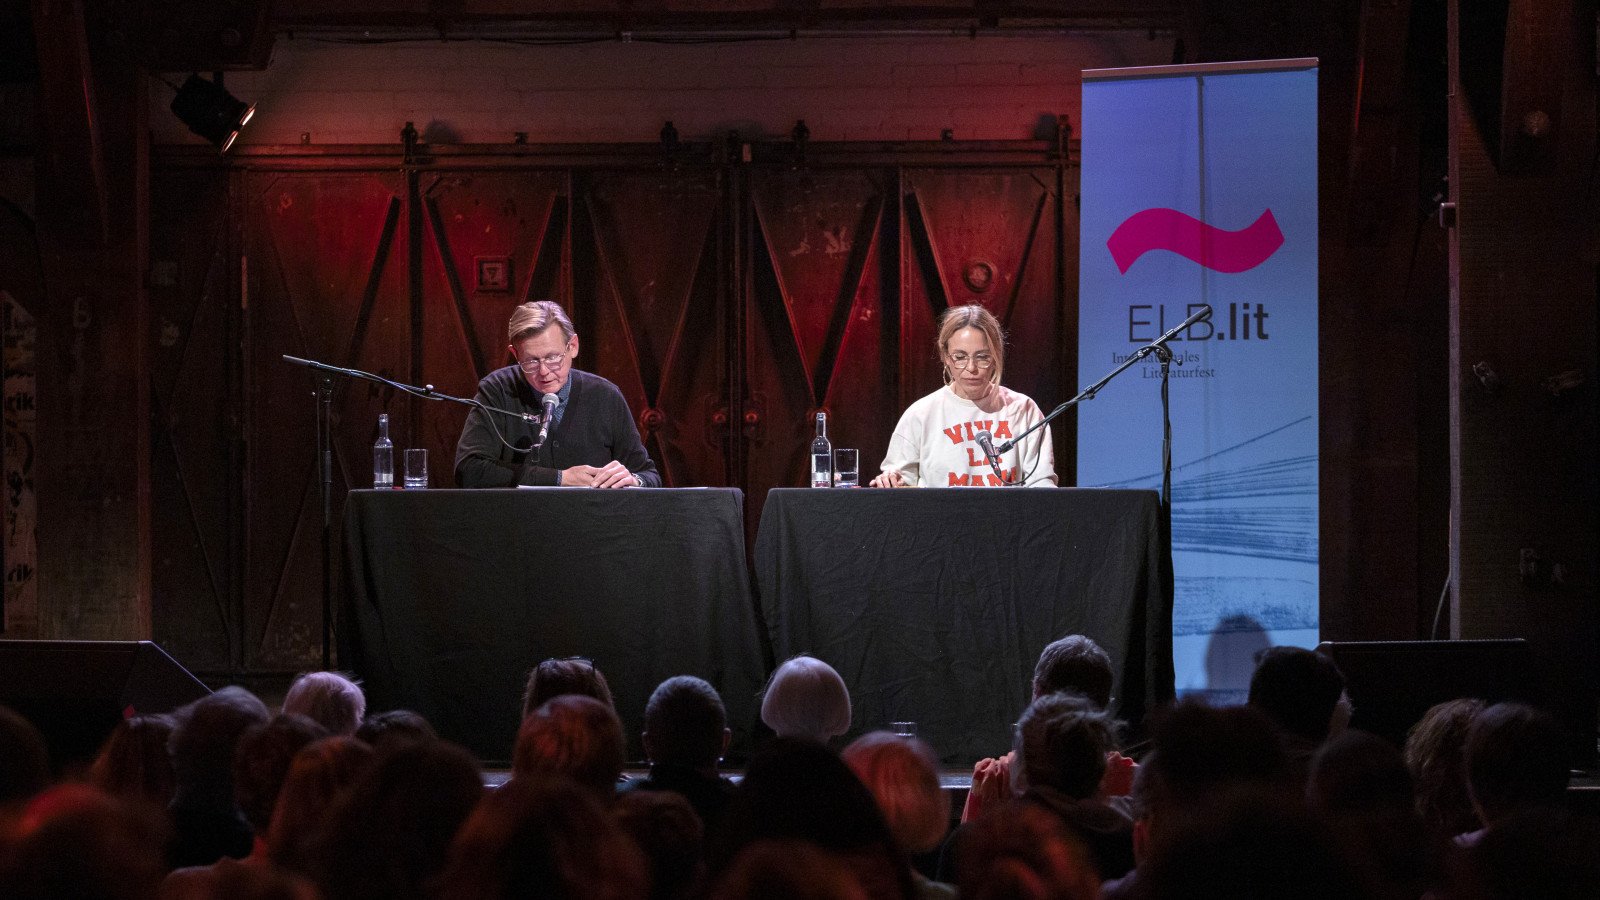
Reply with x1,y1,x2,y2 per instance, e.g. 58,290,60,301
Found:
147,33,1173,146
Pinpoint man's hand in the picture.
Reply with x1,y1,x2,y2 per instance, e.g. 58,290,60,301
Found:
961,750,1015,823
869,470,906,488
591,460,640,489
561,464,601,487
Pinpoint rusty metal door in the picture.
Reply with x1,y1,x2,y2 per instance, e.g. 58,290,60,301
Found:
573,167,729,490
149,167,237,672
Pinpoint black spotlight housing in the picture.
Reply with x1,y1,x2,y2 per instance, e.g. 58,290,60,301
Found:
169,74,255,151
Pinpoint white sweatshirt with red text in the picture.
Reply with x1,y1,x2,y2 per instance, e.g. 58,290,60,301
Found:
879,384,1057,487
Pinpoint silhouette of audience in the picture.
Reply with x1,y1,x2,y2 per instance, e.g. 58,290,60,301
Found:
2,662,1593,900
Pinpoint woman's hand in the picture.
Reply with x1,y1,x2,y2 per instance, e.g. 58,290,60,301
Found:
869,471,906,488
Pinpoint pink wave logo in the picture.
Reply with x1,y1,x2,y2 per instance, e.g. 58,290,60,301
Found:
1107,208,1284,274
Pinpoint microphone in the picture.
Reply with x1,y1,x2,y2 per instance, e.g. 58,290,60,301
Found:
975,429,1006,485
536,392,559,446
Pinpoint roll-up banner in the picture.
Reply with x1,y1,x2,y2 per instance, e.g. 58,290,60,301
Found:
1078,60,1319,703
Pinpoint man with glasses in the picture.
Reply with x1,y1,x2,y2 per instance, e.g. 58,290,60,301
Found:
454,301,661,488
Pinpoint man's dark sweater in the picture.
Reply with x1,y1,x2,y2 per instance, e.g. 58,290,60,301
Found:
454,368,661,488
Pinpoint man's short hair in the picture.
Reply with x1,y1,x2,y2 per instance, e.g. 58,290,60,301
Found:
282,671,367,737
523,657,615,718
232,714,330,831
644,676,727,769
1033,635,1115,709
513,694,626,798
168,686,271,796
1012,692,1117,800
507,300,576,344
759,655,852,744
1246,647,1347,744
1464,701,1569,823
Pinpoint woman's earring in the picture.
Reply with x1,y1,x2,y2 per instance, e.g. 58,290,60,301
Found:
942,366,952,385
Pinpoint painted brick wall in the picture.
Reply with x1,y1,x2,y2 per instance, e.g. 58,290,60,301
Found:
148,33,1173,146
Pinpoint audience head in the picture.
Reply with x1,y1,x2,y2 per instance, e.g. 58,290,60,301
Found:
522,657,615,718
1247,647,1349,745
644,675,730,771
232,714,330,833
282,671,367,736
354,709,437,751
1011,691,1116,800
709,737,911,900
1308,731,1446,900
168,686,271,803
709,841,872,900
266,736,374,867
1404,697,1485,835
1141,700,1293,824
0,785,170,900
1142,788,1370,900
1468,807,1600,900
842,732,950,855
1464,701,1569,825
613,789,705,900
760,655,852,745
88,714,176,807
512,694,626,798
0,704,52,806
435,775,647,900
305,739,483,900
1032,635,1115,709
1307,729,1414,816
956,801,1099,900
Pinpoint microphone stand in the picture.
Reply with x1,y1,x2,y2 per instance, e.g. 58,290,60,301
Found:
996,305,1211,506
281,355,536,667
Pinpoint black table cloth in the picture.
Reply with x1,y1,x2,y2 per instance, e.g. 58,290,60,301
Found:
753,487,1174,763
342,487,768,764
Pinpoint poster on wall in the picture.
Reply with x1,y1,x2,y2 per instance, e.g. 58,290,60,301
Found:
1077,60,1319,703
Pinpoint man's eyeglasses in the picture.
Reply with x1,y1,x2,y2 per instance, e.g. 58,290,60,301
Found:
947,352,994,371
517,351,569,374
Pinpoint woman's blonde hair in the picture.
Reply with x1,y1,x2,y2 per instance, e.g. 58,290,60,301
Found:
937,304,1005,386
842,731,951,854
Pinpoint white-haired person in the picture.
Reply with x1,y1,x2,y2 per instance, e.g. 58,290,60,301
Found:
282,671,366,737
871,303,1056,488
760,655,852,746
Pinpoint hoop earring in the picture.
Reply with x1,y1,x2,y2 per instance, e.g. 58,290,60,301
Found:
942,366,952,385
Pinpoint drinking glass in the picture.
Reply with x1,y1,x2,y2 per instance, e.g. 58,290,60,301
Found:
403,448,429,489
834,448,859,488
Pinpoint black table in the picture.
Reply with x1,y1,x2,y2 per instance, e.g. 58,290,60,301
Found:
342,488,768,764
754,487,1174,763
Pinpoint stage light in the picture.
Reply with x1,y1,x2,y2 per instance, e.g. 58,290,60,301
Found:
169,74,256,152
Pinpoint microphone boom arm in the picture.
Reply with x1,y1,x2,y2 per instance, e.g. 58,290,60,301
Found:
281,355,535,423
995,304,1211,453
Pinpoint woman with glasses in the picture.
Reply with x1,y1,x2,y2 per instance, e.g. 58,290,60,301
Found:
870,304,1056,488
